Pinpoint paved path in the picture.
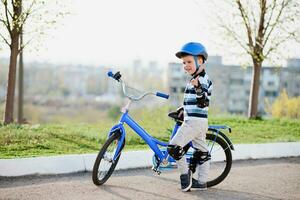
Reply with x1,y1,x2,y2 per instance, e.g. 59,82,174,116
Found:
0,157,299,200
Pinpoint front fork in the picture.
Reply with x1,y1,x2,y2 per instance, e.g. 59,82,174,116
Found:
108,124,126,161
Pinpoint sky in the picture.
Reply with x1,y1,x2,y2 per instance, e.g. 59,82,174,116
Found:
29,0,217,67
1,0,300,68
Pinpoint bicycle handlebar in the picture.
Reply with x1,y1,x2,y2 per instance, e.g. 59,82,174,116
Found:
107,71,114,77
107,70,169,101
107,71,121,82
156,92,169,99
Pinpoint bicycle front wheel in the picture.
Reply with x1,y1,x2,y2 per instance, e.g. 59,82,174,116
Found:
92,131,124,185
206,133,232,187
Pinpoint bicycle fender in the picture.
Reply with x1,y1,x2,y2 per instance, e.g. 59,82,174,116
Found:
208,128,235,150
108,124,126,160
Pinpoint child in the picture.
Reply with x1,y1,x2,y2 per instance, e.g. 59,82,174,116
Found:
167,42,213,192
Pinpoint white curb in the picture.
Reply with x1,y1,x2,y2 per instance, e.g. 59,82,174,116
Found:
0,142,299,177
0,154,85,177
232,142,300,160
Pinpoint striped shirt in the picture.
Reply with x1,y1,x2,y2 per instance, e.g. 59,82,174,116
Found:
183,71,213,120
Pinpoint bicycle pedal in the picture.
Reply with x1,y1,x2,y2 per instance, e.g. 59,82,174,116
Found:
152,166,161,175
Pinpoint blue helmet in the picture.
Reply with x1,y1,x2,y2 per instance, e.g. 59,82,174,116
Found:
175,42,208,62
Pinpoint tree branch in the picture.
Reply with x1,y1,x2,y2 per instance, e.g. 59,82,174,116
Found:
221,23,252,55
0,18,7,25
236,0,254,50
250,3,258,40
0,32,10,47
256,0,267,51
3,0,12,36
263,0,291,49
264,0,277,35
7,4,13,18
21,0,36,25
18,36,33,53
24,0,47,17
264,32,294,57
12,0,22,34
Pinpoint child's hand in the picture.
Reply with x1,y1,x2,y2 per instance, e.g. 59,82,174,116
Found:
190,78,199,88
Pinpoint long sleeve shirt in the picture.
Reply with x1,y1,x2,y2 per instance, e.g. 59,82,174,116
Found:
183,70,213,120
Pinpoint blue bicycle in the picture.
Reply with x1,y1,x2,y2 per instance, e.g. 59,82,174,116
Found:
92,71,234,187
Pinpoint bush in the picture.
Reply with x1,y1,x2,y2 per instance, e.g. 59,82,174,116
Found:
265,90,300,119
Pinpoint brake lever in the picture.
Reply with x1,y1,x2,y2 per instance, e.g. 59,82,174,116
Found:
113,71,122,82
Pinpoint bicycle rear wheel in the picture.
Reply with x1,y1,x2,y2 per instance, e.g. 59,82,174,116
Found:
206,133,232,187
92,131,124,185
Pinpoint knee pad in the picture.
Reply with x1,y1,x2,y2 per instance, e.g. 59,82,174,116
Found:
194,150,210,164
167,145,186,160
189,150,211,173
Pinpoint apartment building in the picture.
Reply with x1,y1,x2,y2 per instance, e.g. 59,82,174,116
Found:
167,57,300,115
280,58,300,97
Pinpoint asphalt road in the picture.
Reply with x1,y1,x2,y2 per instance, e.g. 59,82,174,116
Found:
0,157,299,200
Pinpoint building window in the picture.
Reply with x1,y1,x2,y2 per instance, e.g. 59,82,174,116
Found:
172,66,181,72
267,81,274,86
230,79,244,85
265,91,277,97
172,78,181,82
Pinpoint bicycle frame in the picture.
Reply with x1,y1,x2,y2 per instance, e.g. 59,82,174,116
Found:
108,111,234,162
108,110,173,162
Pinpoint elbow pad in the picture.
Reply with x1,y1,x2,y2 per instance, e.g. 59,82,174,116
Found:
196,90,209,108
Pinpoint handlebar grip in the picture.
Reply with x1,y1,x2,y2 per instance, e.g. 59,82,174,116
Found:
107,71,114,77
156,92,169,99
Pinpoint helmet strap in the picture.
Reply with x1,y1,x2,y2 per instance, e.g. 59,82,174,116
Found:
191,56,200,76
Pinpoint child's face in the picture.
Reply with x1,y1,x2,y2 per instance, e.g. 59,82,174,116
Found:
182,55,203,75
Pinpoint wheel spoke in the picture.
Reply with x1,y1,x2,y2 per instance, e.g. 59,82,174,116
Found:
103,153,113,162
92,133,123,186
205,133,232,187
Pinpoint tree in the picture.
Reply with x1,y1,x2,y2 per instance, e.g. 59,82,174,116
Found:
0,0,23,124
0,0,68,124
209,0,300,118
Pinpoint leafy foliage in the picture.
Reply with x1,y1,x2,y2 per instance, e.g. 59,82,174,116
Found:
265,90,300,119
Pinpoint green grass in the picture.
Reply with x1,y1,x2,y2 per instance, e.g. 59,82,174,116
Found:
0,107,300,158
209,115,300,143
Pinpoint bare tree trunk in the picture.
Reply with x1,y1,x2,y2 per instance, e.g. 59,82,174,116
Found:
4,36,20,124
248,60,262,118
3,0,22,125
18,32,24,124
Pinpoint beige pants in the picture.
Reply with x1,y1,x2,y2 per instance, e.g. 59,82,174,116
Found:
169,118,209,183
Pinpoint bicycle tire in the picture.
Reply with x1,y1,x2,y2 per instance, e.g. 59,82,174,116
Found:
206,133,232,187
92,131,124,185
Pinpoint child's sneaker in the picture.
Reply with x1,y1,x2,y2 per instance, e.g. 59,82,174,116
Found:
180,170,192,192
191,178,207,190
